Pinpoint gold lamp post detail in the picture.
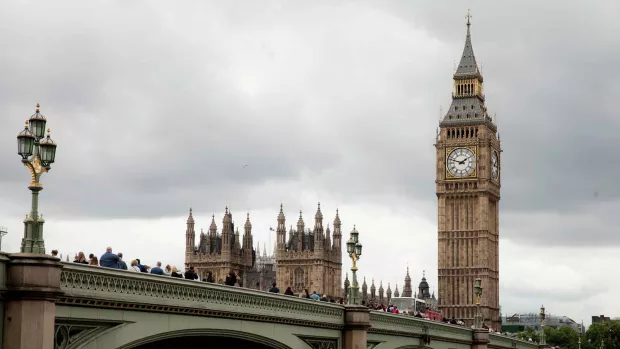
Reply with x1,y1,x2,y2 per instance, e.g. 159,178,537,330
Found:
474,278,483,328
16,104,58,254
540,305,546,346
346,225,362,305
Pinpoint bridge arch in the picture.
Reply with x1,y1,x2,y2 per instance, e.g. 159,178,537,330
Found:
120,329,293,349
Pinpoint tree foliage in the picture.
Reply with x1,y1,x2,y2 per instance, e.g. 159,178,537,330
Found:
515,322,620,349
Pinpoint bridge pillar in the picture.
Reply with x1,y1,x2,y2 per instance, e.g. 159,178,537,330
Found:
472,329,490,349
2,253,63,349
343,305,371,349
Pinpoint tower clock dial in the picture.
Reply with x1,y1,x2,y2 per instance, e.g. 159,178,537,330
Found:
491,150,499,181
447,147,476,178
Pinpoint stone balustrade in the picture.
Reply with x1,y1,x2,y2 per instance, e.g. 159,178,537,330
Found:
59,262,345,329
369,311,474,342
0,254,543,349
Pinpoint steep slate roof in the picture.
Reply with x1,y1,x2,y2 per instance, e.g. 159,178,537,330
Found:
454,19,481,78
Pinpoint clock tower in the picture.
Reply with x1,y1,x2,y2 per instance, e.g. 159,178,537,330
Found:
435,12,501,329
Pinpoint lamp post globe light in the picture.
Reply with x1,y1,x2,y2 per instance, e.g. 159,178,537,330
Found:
16,104,58,254
474,278,483,328
346,225,362,305
539,305,546,345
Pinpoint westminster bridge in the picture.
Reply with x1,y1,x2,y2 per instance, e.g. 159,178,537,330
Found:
0,253,540,349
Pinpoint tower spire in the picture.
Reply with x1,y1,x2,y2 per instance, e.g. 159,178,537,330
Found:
455,9,479,77
441,9,494,129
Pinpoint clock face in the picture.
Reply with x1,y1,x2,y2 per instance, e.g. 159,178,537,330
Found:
447,147,476,178
491,150,499,181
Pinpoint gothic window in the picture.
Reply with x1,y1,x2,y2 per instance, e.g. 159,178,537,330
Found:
294,267,305,292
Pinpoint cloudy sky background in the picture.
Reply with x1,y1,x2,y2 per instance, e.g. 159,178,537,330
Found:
1,0,618,325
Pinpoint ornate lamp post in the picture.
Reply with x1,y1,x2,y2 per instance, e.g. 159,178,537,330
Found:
539,305,546,345
0,226,7,251
474,278,483,328
346,225,362,305
16,104,58,254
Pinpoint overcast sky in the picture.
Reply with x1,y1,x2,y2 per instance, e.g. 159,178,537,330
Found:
1,0,618,326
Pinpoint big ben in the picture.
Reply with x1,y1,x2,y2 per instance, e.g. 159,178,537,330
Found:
435,12,501,329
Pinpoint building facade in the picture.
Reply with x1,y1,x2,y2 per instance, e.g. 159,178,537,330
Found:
275,203,343,298
185,207,275,286
435,16,501,329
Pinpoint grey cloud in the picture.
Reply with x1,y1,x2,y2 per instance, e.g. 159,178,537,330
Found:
1,0,619,246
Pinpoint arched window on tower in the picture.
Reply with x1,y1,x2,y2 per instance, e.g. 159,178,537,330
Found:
294,267,305,292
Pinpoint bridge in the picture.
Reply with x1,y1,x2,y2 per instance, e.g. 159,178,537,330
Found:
0,253,541,349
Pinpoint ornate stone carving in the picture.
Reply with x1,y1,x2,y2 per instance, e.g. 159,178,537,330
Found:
59,263,344,329
54,319,126,349
296,335,338,349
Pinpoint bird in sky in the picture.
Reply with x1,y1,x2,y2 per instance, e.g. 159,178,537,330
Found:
242,164,248,168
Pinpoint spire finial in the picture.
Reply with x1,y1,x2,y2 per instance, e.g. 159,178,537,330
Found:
466,9,472,26
36,103,40,113
47,128,51,137
24,120,29,128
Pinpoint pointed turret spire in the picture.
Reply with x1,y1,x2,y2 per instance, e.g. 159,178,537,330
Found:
403,266,413,297
244,212,252,230
296,210,304,251
455,9,480,77
186,207,194,224
362,277,368,303
209,214,217,236
185,207,196,254
370,279,377,300
314,202,324,248
276,203,286,252
394,283,400,298
441,9,494,129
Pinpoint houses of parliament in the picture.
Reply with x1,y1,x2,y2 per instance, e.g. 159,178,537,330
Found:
185,13,501,329
185,203,343,298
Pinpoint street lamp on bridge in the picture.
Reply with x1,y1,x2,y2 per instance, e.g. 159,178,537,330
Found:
16,104,58,254
540,305,546,346
0,226,7,251
346,225,362,305
474,277,483,328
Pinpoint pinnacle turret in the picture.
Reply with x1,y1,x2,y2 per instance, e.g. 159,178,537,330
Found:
403,266,413,297
370,279,377,300
244,212,252,230
209,214,217,235
186,207,194,224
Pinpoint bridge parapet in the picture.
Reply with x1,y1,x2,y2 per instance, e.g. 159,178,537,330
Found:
369,311,473,342
489,333,538,349
59,262,345,329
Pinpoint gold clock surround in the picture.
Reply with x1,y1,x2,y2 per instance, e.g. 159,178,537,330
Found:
445,145,478,179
